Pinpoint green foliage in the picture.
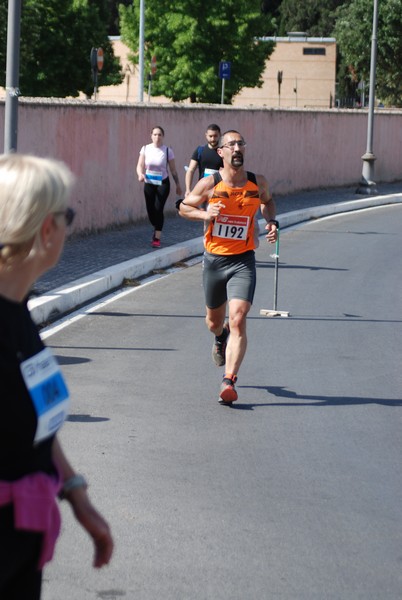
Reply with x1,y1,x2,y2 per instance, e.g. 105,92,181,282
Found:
277,0,350,36
108,0,131,35
266,0,402,106
0,0,123,98
119,0,275,103
334,0,402,106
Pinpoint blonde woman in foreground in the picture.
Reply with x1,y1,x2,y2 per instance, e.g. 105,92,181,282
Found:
0,154,113,600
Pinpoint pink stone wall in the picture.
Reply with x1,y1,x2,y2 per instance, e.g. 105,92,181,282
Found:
0,100,401,234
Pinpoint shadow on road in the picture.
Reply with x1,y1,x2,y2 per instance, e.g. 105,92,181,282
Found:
227,385,402,410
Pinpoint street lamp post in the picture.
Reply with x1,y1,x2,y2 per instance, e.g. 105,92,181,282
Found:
138,0,145,102
356,0,379,195
4,0,22,153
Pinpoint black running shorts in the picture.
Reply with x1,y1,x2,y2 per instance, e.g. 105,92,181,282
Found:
202,250,256,309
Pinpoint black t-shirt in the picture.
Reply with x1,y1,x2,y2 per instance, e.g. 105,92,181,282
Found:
0,296,55,481
191,144,223,179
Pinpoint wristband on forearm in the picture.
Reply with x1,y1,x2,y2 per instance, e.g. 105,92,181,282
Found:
58,474,88,500
268,219,279,228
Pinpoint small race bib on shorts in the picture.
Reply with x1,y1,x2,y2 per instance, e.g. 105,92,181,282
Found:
145,170,163,185
212,214,250,240
20,347,70,444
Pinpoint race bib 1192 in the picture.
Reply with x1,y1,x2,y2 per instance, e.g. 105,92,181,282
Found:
212,214,250,240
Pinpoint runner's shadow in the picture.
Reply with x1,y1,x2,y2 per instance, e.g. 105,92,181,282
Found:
228,385,402,410
256,262,348,272
67,414,110,422
56,355,91,365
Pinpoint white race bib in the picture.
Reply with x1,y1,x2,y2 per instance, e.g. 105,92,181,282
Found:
145,170,163,185
212,214,250,240
20,348,70,444
203,168,218,177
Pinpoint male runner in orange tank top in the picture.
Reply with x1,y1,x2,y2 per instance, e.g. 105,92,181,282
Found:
179,130,278,404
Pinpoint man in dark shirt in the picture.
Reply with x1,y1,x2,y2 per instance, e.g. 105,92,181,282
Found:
184,124,223,196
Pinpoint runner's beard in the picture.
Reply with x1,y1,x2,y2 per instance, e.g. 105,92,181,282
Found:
231,153,244,167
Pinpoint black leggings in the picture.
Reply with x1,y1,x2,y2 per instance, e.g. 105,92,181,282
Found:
0,504,43,599
144,178,170,232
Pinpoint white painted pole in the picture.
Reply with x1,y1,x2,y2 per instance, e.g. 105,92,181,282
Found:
4,0,22,153
356,0,379,194
138,0,145,102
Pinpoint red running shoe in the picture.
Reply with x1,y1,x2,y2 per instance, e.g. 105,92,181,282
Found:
219,375,238,404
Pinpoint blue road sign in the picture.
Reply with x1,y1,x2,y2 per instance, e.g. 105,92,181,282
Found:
219,61,232,80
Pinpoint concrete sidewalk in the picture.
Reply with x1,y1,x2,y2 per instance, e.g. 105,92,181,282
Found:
29,181,402,326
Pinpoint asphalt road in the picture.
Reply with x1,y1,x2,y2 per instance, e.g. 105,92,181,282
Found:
41,204,402,600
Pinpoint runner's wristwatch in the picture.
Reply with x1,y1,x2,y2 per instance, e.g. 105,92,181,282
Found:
58,474,88,500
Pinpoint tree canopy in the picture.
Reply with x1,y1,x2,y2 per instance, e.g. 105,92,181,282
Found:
276,0,351,36
119,0,275,104
1,0,401,106
334,0,402,106
270,0,402,106
0,0,123,98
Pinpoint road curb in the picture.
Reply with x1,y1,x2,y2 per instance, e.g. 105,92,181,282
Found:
271,193,402,230
29,193,402,326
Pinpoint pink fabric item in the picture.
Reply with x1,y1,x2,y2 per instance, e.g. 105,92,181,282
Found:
0,472,62,569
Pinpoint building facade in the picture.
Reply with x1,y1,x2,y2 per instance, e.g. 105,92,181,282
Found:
233,34,337,109
0,35,336,108
99,35,337,108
